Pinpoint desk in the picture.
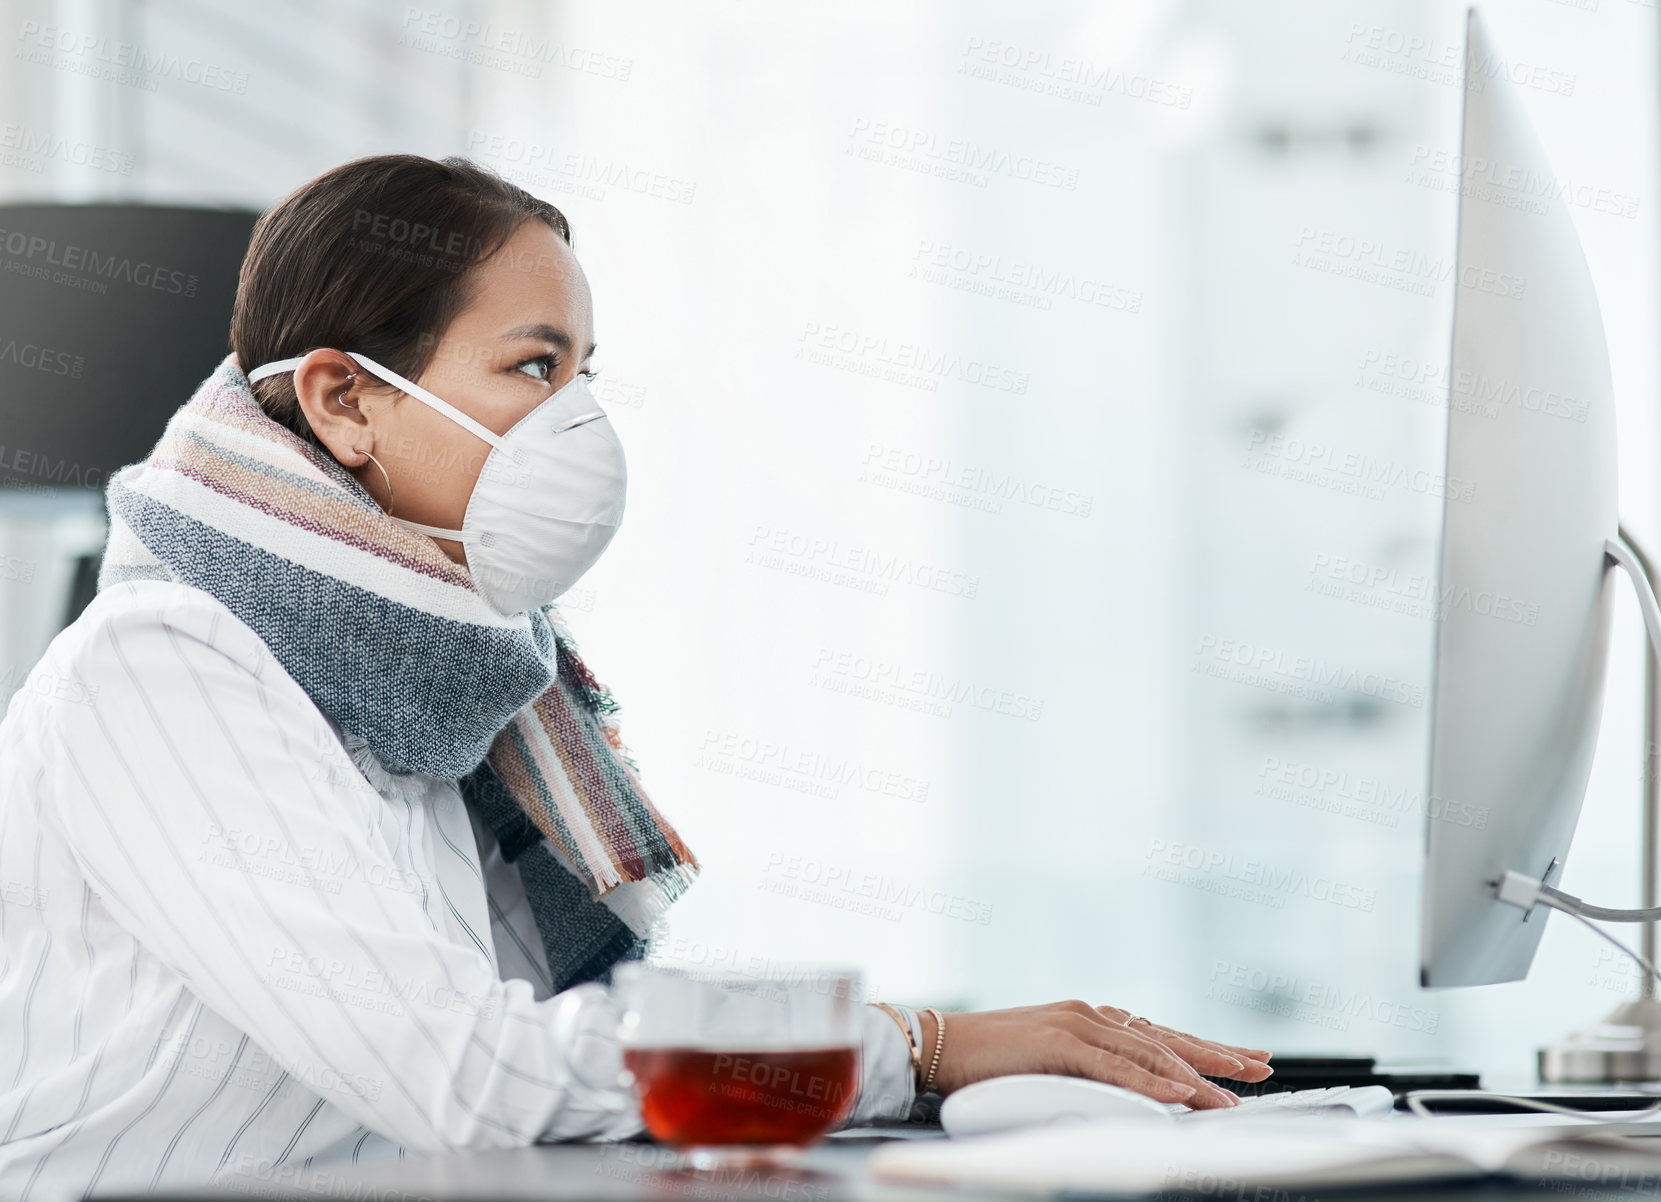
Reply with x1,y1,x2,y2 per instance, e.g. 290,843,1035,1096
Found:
97,1127,1660,1202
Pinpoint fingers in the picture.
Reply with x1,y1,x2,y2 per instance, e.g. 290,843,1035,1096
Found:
1055,1014,1189,1078
1152,1031,1275,1083
1153,1032,1254,1077
1084,1005,1272,1067
1055,1015,1238,1108
1162,1035,1275,1082
1067,1003,1272,1096
1200,1039,1272,1062
1183,1033,1272,1062
1101,1012,1273,1079
1143,1026,1270,1066
1062,1041,1199,1105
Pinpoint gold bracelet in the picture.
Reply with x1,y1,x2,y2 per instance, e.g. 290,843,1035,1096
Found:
922,1007,946,1094
873,1002,924,1090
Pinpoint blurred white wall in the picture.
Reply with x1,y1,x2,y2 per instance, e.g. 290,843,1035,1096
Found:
3,0,1659,1085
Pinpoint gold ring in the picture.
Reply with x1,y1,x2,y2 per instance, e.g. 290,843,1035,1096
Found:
1127,1014,1152,1027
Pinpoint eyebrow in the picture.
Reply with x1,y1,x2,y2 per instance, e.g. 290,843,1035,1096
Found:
501,322,598,360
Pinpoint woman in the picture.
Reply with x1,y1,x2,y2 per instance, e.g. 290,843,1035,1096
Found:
0,155,1270,1198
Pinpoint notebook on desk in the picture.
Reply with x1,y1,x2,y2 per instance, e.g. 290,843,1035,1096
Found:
866,1112,1661,1195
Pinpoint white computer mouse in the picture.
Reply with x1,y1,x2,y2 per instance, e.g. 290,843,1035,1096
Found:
939,1074,1175,1138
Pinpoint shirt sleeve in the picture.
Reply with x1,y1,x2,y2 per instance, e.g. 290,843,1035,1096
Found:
844,1004,918,1126
38,582,642,1153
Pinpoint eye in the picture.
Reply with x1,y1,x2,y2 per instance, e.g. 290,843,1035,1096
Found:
580,367,600,382
512,352,559,383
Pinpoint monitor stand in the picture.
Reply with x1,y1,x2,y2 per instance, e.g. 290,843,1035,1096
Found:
1539,529,1661,1084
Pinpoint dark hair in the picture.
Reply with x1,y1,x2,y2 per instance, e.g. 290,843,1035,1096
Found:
230,154,571,450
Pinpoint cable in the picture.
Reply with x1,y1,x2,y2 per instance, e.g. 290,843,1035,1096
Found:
1541,883,1661,925
1415,887,1661,1122
1494,875,1661,986
1545,903,1661,991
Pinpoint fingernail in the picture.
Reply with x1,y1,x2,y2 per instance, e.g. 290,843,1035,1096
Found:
1173,1083,1197,1099
1224,1057,1244,1073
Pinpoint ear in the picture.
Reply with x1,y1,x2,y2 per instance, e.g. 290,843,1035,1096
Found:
293,349,374,467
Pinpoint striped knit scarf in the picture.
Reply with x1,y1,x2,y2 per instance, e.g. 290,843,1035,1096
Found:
95,353,698,992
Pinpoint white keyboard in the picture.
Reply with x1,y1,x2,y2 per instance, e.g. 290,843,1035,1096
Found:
1167,1085,1397,1119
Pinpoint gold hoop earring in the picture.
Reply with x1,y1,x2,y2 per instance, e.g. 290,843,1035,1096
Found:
360,448,395,516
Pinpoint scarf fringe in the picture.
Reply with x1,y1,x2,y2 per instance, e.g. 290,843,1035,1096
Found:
605,861,703,939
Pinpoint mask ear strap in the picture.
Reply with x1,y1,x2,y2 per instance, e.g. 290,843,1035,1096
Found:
246,356,305,383
344,352,506,451
391,516,474,542
245,352,508,453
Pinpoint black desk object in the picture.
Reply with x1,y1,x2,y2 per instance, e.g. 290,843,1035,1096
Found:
1206,1054,1481,1097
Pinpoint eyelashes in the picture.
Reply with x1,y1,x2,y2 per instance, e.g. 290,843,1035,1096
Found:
511,353,600,384
512,352,559,382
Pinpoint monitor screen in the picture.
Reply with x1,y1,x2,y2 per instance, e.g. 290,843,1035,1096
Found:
0,204,259,495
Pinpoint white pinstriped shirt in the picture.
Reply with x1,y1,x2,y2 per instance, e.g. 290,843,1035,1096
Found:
0,580,914,1201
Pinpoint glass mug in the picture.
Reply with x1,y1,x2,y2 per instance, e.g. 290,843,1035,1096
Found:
613,963,863,1167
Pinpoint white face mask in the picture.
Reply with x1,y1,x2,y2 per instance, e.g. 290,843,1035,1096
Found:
247,350,626,616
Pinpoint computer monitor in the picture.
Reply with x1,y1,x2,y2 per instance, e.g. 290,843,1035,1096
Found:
0,203,258,495
1419,9,1622,988
0,204,256,703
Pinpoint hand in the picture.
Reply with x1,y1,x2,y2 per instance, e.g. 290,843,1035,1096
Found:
917,1001,1273,1110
